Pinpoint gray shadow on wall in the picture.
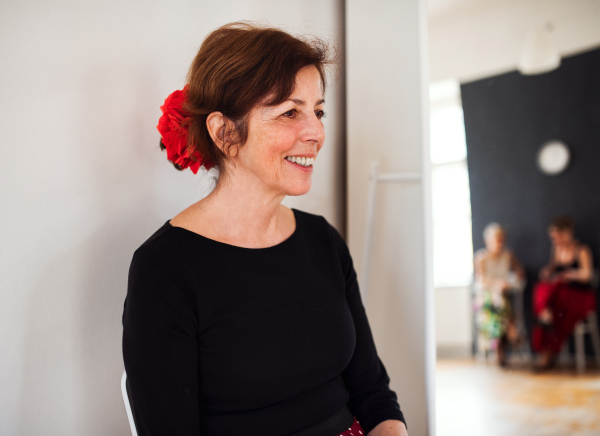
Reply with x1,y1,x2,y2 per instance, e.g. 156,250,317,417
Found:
16,61,168,434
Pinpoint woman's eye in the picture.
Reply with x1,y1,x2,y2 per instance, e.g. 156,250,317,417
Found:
283,109,297,118
315,110,326,119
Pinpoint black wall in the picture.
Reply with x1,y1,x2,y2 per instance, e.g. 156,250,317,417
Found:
461,47,600,344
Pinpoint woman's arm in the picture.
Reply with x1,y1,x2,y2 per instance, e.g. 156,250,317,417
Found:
559,245,594,283
122,244,200,436
369,419,409,436
326,222,408,436
509,251,525,281
507,250,526,291
474,250,486,288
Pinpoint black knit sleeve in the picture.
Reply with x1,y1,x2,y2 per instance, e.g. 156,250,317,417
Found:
122,244,200,435
326,222,407,434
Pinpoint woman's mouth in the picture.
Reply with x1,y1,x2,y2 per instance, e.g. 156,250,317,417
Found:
285,156,314,171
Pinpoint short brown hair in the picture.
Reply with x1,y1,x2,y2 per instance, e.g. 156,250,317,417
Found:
549,215,575,232
160,22,336,173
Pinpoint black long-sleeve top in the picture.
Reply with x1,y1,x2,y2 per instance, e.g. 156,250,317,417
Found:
122,208,406,436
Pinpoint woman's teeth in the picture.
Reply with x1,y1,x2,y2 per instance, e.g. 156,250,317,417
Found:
285,156,314,167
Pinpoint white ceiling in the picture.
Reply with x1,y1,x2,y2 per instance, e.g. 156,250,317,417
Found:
427,0,481,15
427,0,600,82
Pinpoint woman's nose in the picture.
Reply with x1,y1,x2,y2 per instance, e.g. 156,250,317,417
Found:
302,113,325,144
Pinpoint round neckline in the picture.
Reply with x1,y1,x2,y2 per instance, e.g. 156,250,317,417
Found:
166,208,299,251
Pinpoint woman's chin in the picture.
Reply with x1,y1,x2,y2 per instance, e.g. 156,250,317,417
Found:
283,181,312,197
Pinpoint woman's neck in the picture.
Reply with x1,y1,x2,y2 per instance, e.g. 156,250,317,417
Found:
486,248,504,258
555,240,576,251
179,171,294,248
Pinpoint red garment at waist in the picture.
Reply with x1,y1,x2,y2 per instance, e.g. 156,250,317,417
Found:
335,418,365,436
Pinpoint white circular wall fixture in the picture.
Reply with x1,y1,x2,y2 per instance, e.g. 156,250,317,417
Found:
536,140,570,176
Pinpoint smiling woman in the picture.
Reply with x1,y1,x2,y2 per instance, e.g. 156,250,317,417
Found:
174,22,332,180
206,63,326,197
122,22,408,436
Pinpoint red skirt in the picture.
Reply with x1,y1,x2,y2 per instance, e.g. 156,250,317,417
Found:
532,281,596,354
335,418,365,436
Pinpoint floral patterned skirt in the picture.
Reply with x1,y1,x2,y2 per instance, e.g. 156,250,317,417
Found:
474,288,512,349
335,418,365,436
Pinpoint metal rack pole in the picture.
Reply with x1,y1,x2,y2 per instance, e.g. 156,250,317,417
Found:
360,161,422,305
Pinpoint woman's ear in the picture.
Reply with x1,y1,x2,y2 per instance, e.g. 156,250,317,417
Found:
206,111,225,151
206,112,238,157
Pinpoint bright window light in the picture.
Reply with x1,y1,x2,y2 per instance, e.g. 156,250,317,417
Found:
430,107,467,164
430,79,474,288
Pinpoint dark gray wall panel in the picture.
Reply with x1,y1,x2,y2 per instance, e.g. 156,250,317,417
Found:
461,47,600,349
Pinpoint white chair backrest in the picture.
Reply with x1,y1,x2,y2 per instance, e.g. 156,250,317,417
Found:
121,371,138,436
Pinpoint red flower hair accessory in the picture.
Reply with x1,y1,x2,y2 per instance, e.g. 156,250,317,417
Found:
156,85,213,173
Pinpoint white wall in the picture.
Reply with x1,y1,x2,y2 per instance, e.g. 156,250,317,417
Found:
0,1,344,434
347,1,434,435
434,287,472,348
429,0,600,82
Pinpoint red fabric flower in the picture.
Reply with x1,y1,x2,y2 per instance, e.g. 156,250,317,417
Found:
156,86,212,174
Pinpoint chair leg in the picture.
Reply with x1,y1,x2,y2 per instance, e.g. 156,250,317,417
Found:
575,322,586,373
514,291,530,361
587,313,600,366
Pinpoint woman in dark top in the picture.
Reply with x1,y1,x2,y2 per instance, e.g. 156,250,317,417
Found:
122,22,408,436
532,216,596,370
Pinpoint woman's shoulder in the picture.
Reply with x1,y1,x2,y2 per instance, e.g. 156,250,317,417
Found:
474,248,488,261
575,240,591,250
292,208,344,241
576,241,593,259
127,229,196,299
291,207,328,228
129,219,199,277
291,208,350,265
139,220,175,246
134,220,182,255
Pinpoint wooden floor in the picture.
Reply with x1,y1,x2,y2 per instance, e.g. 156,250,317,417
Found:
436,358,600,436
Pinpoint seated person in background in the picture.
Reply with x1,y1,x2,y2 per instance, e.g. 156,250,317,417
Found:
474,223,525,366
532,215,596,370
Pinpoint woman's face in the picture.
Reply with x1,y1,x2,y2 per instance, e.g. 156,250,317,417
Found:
549,227,573,245
234,65,325,197
485,231,505,254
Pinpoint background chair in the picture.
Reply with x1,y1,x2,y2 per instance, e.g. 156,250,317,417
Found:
572,269,600,373
508,280,530,361
573,312,600,373
121,371,138,436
